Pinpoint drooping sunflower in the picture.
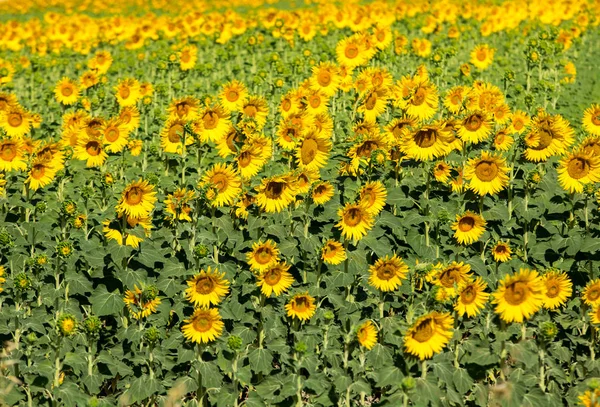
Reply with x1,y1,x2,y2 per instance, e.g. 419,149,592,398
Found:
247,240,280,273
455,277,490,318
491,241,512,262
0,138,27,172
200,163,242,207
463,151,510,196
428,262,472,299
524,110,575,162
384,116,418,143
403,311,454,360
123,285,161,320
116,179,157,219
557,150,600,194
336,202,374,241
26,159,57,191
73,135,108,168
54,78,79,105
583,104,600,136
168,96,200,121
255,175,297,213
492,268,545,323
182,308,224,344
401,123,451,161
114,78,141,107
368,254,409,292
470,44,495,70
295,130,331,171
160,118,194,155
451,211,486,245
312,181,335,205
196,105,231,143
457,111,493,144
185,267,230,308
357,320,378,350
256,261,294,297
321,239,346,265
285,293,317,321
582,279,600,306
0,106,31,138
541,271,572,310
220,80,248,112
359,181,387,215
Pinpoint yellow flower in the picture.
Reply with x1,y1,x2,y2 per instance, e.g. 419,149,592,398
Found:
0,139,27,172
160,118,194,155
589,305,600,325
541,271,572,310
123,285,161,320
26,159,57,191
524,110,574,162
285,293,317,321
428,262,472,299
103,215,152,249
164,188,195,222
179,45,198,71
0,107,31,138
451,211,486,245
247,240,280,273
73,135,108,168
401,123,451,162
491,241,512,262
116,179,157,219
312,181,335,205
114,78,141,107
295,130,331,171
200,163,242,207
368,255,409,292
357,320,378,350
404,311,454,360
582,279,600,306
182,308,224,344
455,277,490,318
321,240,346,265
470,44,495,70
463,151,510,196
492,269,545,323
185,267,230,308
168,97,200,122
310,62,340,96
557,150,600,194
433,161,452,183
457,111,493,144
256,262,294,297
583,104,600,136
220,80,248,112
255,176,297,213
336,202,374,241
359,181,387,215
54,78,79,105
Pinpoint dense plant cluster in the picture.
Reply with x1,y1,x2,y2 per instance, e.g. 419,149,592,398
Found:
1,0,600,405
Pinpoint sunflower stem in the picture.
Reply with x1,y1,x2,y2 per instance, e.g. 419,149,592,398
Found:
539,346,546,392
420,360,427,379
196,344,206,406
584,194,589,233
521,323,527,342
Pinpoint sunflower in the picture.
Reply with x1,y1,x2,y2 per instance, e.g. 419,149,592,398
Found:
0,92,18,113
118,106,141,133
123,285,161,320
182,308,224,344
164,188,195,222
185,267,230,308
541,271,572,310
88,50,113,74
581,136,600,157
310,62,340,96
384,116,418,143
114,78,141,107
357,320,378,350
277,113,305,150
557,150,600,194
73,136,107,168
26,159,57,191
428,261,472,299
255,175,297,213
404,311,454,360
291,168,319,195
336,202,374,241
285,293,317,321
0,106,31,138
433,161,452,183
492,268,545,323
237,145,266,179
128,140,143,156
103,215,152,248
247,240,280,273
200,163,242,207
396,78,439,120
168,97,200,121
368,254,409,292
219,80,248,112
589,305,600,325
35,142,64,170
304,89,330,117
359,181,387,215
524,110,575,162
241,96,269,130
582,279,600,306
179,45,198,71
509,110,530,134
451,211,486,245
470,44,495,70
116,179,157,219
54,78,79,105
444,86,466,114
256,262,294,297
463,151,509,196
296,130,331,171
491,241,512,262
336,35,369,68
455,277,490,318
196,105,231,143
358,87,390,123
160,118,194,154
583,104,600,136
321,239,346,265
0,139,27,172
312,181,335,205
457,111,493,144
101,118,129,153
401,123,451,161
493,128,514,151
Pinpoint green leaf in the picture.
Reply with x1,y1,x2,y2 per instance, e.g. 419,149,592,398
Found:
452,368,474,394
248,348,273,374
90,286,123,316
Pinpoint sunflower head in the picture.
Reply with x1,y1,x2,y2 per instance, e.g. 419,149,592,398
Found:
357,320,378,350
182,308,224,344
285,293,317,321
492,268,545,323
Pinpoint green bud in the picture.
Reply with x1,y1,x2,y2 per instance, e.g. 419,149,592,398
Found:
35,202,47,213
402,376,416,392
194,244,209,259
294,341,307,354
323,311,335,320
142,286,159,302
87,396,99,407
539,321,558,341
588,378,600,390
14,273,32,291
0,229,14,248
56,241,73,258
144,326,161,344
227,335,243,351
26,332,37,344
83,316,102,337
504,70,515,82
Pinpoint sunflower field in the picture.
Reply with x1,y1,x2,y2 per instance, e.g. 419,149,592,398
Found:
1,0,600,405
